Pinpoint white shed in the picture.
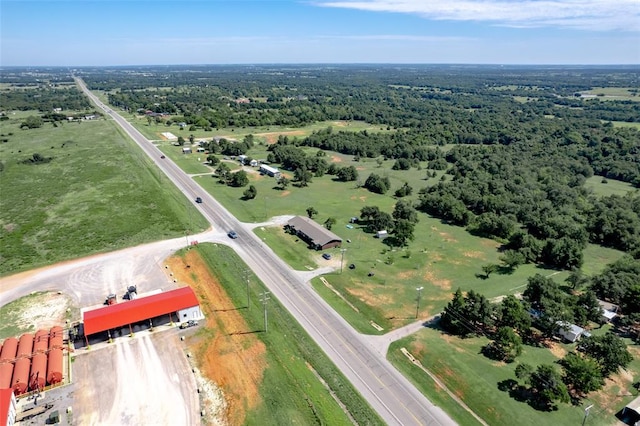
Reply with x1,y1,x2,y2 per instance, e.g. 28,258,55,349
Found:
375,230,388,239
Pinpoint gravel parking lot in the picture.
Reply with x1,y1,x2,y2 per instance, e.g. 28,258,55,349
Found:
72,330,200,425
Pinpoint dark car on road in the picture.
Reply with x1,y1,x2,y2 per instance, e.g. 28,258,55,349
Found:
322,253,332,260
228,230,238,239
195,197,203,203
160,155,166,159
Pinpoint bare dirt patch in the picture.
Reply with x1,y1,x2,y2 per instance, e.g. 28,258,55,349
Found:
16,292,71,331
546,341,567,359
347,286,394,306
166,250,267,426
279,190,291,197
422,270,452,290
462,251,485,259
439,232,458,243
255,131,306,144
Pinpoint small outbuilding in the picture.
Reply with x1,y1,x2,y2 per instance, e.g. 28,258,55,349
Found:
259,164,281,178
285,216,342,250
182,147,192,154
598,299,619,323
375,230,388,239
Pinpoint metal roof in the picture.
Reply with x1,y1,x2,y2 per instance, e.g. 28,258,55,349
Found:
287,216,342,247
0,388,13,424
83,287,199,335
626,395,640,414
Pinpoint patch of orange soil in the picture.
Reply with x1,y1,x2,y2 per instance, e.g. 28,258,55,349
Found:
279,190,291,197
256,131,306,144
397,270,417,279
356,167,366,171
422,270,452,290
166,251,266,426
546,341,567,358
330,155,342,163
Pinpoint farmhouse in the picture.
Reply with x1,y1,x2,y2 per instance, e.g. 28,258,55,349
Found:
556,321,590,343
259,164,281,178
285,216,342,250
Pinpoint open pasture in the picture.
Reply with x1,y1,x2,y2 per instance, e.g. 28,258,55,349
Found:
0,115,207,275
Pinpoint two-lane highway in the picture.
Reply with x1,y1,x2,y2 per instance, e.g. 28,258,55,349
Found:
76,78,456,425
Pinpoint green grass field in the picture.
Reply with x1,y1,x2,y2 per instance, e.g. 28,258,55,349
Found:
582,87,640,101
0,114,208,275
132,116,394,145
191,243,384,426
584,175,638,197
390,326,640,426
611,121,640,129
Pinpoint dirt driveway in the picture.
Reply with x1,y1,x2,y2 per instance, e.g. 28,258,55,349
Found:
73,331,200,425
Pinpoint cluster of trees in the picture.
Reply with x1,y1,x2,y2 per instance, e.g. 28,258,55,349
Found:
1,87,92,112
416,139,640,269
358,200,419,246
511,333,633,409
440,279,634,408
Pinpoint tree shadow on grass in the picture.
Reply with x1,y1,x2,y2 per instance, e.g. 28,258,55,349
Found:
497,379,559,412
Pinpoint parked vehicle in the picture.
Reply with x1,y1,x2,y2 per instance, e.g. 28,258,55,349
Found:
322,253,332,260
180,320,198,329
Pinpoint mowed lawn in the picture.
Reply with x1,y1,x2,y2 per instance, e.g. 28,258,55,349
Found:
390,326,640,426
0,115,208,275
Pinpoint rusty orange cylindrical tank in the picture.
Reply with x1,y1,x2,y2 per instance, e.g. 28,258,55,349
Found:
12,357,30,395
47,348,63,385
0,337,18,362
34,330,49,354
0,362,14,389
30,353,47,390
17,333,34,358
49,326,64,350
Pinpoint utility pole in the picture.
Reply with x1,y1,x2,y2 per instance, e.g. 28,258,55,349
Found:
260,291,270,332
415,286,424,319
582,404,594,426
245,270,250,310
340,248,347,274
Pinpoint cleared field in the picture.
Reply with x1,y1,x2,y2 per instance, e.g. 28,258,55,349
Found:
584,175,638,197
390,326,640,426
132,118,394,144
581,87,640,101
0,115,208,275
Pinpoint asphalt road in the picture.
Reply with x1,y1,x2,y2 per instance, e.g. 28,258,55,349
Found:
11,78,456,425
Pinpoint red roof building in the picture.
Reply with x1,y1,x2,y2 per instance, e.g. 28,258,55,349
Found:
83,287,200,336
0,388,16,426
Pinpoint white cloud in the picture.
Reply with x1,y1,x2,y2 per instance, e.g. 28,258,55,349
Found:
314,0,640,31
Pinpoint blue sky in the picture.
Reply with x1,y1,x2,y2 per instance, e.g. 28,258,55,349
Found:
1,0,638,66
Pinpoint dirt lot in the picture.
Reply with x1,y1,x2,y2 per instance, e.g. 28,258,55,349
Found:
72,332,201,425
166,249,267,426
